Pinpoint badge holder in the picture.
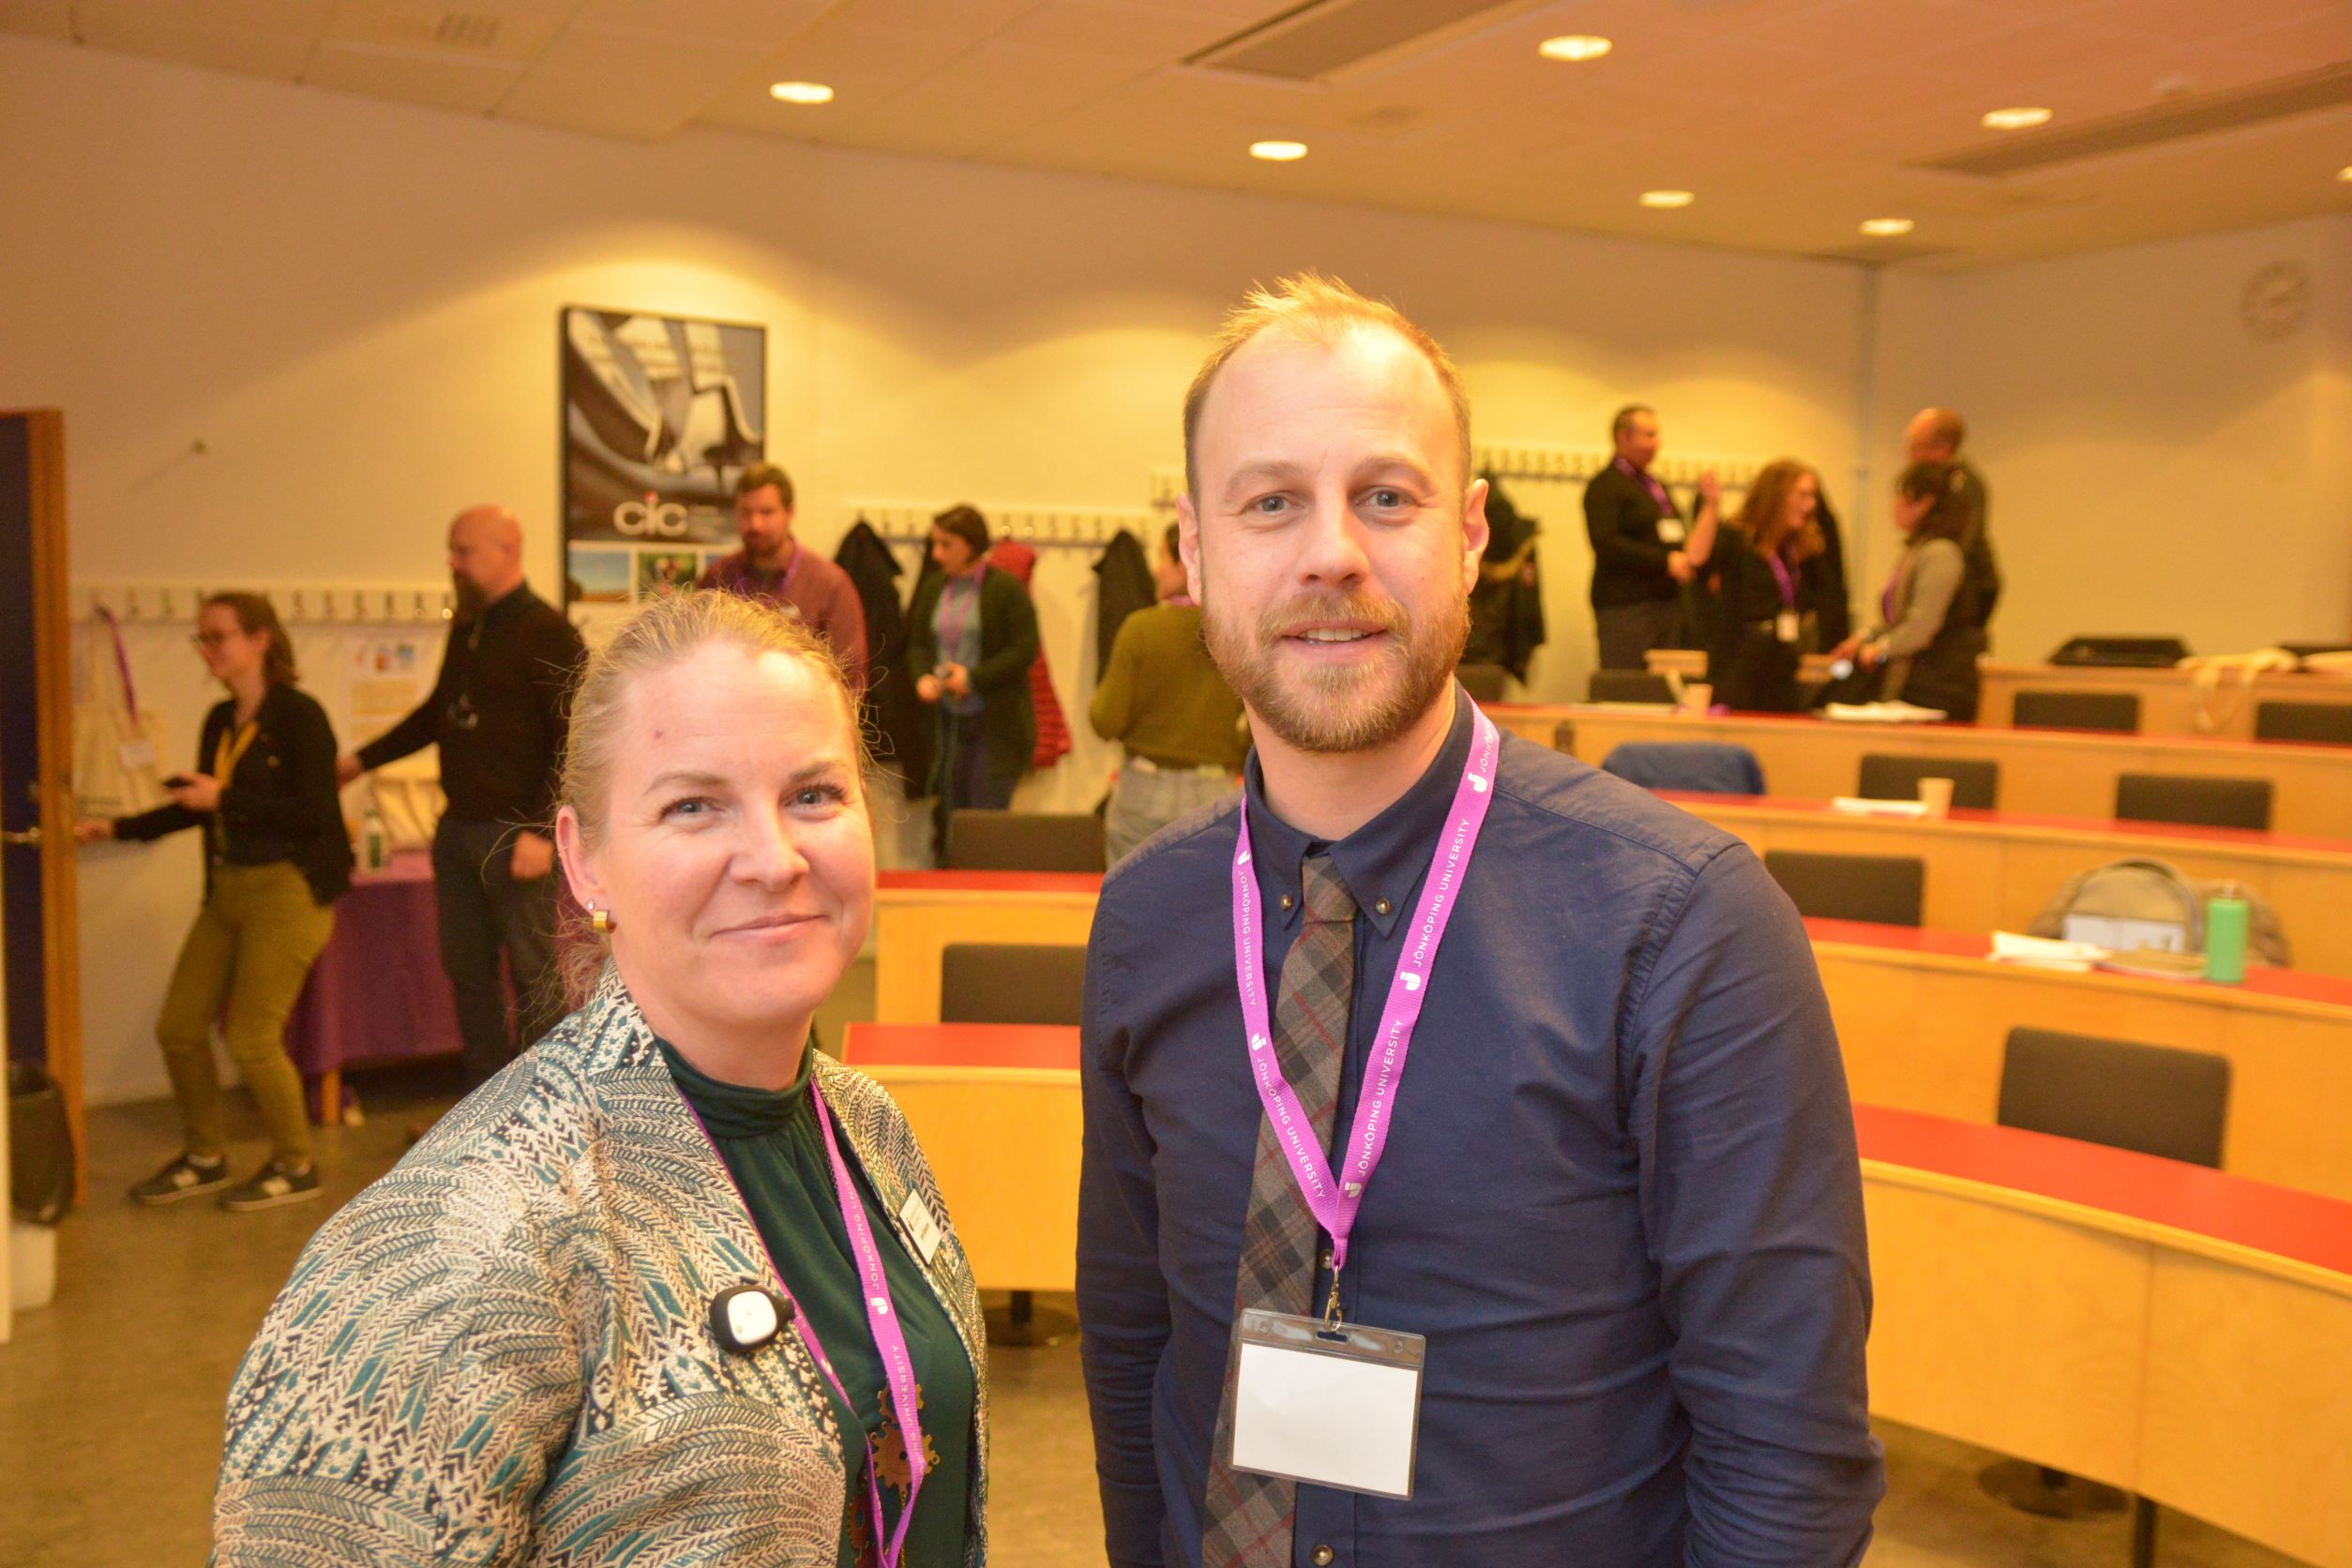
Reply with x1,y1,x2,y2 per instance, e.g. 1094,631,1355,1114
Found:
1227,1307,1425,1500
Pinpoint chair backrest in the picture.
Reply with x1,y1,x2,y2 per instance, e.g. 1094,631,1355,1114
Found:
1551,720,1577,755
1998,1028,2229,1168
2254,701,2352,745
1588,670,1676,704
2113,773,2274,832
1856,753,2000,810
1455,662,1509,702
2012,690,2141,732
944,809,1106,872
940,942,1087,1026
1599,742,1766,796
1762,850,1925,926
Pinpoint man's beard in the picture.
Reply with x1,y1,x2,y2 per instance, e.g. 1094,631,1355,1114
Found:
452,575,487,619
1202,577,1469,756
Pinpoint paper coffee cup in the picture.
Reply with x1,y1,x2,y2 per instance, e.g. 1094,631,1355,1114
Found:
1679,682,1712,713
1916,776,1955,817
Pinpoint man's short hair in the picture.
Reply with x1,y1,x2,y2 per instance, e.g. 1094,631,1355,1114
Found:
733,463,795,507
1183,272,1471,497
1920,408,1967,451
1610,403,1654,442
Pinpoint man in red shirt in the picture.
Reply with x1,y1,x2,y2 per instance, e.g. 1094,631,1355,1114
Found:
699,464,869,691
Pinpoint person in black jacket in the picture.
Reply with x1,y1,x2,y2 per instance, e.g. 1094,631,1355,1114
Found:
79,593,352,1211
338,505,586,1092
906,504,1039,859
1583,404,1722,669
1691,460,1828,712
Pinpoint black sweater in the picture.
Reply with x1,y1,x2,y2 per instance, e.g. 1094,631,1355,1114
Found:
1582,462,1686,610
115,684,354,904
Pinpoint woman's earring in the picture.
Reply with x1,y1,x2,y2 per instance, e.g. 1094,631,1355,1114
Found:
589,905,613,936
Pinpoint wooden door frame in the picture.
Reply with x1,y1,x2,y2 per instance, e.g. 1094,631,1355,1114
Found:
4,410,83,1196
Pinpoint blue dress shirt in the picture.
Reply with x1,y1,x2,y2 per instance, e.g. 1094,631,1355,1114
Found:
1078,688,1884,1567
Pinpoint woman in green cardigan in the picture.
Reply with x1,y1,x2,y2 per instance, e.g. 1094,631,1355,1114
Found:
905,504,1039,858
215,594,988,1566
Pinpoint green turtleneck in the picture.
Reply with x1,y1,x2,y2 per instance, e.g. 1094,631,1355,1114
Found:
660,1037,976,1566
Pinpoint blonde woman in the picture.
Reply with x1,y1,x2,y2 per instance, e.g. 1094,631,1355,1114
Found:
216,594,987,1566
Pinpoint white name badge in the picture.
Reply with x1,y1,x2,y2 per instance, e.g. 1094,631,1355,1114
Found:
1229,1309,1425,1500
1775,610,1801,643
897,1189,944,1266
118,736,157,772
1655,517,1687,546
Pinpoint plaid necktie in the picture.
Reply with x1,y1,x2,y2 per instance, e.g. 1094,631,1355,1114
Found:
1201,852,1357,1568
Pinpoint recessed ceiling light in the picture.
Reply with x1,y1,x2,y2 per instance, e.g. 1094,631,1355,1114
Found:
2338,164,2352,182
1982,106,2051,130
1638,189,1695,209
1539,35,1612,62
1860,218,1915,236
1251,140,1308,161
769,81,834,105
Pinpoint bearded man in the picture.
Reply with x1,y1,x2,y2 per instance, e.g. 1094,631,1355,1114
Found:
1076,276,1884,1568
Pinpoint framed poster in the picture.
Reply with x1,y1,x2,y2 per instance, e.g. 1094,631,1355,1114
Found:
559,306,764,641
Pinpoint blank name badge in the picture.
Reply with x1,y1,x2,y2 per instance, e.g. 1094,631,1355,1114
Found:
1655,517,1687,545
1229,1308,1425,1500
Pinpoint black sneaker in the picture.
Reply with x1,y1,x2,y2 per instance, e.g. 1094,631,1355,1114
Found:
219,1160,323,1213
130,1152,233,1206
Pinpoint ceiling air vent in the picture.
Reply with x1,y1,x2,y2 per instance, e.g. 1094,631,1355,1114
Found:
1187,0,1527,83
327,3,550,61
1915,62,2352,177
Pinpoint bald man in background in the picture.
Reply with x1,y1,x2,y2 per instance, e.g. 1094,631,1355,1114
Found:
340,505,587,1091
1905,407,2000,629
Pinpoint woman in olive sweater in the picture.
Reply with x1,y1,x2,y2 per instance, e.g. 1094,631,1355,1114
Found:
1832,460,1988,721
906,504,1040,857
79,592,351,1211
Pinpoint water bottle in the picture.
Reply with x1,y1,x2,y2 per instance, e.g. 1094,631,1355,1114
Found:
2203,886,2250,985
362,808,389,873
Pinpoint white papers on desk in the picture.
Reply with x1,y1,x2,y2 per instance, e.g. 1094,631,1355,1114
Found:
1820,701,1950,723
1988,930,2106,972
1830,796,1931,819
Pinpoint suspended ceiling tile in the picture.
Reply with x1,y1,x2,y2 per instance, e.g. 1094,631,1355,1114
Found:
302,37,521,111
324,0,569,65
571,0,836,47
496,62,714,138
0,0,72,39
991,0,1241,60
69,14,318,79
534,19,748,77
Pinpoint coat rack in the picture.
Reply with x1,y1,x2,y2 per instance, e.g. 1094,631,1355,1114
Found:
72,582,456,626
848,503,1156,550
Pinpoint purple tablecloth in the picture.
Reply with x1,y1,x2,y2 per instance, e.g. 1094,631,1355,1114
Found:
285,851,463,1079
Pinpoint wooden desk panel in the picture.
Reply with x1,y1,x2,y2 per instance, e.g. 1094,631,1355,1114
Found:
1979,661,2352,741
1668,794,2352,981
872,870,1102,1024
1496,704,2352,837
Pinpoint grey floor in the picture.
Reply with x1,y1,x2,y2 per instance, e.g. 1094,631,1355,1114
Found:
0,969,2303,1565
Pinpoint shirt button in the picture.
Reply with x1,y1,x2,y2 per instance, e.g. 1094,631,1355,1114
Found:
1280,894,1296,912
1313,1547,1335,1566
1319,1249,1333,1271
1374,897,1393,916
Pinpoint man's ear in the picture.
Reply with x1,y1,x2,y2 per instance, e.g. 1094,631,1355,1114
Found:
1459,477,1491,586
1177,494,1206,604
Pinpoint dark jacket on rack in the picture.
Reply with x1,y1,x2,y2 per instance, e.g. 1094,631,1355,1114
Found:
1467,476,1548,681
835,520,931,785
1582,460,1686,611
1092,531,1159,677
1804,495,1853,649
115,683,354,905
907,564,1041,792
1704,529,1805,713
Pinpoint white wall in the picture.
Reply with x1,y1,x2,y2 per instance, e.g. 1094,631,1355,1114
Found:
1,38,1867,1105
1869,216,2352,663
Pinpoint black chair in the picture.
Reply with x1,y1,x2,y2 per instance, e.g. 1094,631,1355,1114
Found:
1986,1029,2230,1559
944,809,1105,872
1762,850,1924,927
1856,754,1999,810
1551,720,1576,755
1456,662,1509,702
2113,773,2273,832
2012,690,2141,732
1588,670,1676,704
2254,701,2352,745
940,942,1086,1027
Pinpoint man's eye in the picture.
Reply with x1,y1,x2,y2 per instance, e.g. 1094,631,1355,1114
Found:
1249,494,1289,516
1365,488,1410,509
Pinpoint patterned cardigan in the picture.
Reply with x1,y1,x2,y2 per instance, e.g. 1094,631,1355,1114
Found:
214,970,988,1565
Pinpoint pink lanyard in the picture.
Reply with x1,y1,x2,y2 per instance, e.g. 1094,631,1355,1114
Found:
1228,706,1502,1309
683,1078,929,1567
936,575,979,658
1615,455,1673,516
1767,551,1797,609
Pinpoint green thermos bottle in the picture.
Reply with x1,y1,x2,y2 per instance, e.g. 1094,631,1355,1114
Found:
2204,887,2250,985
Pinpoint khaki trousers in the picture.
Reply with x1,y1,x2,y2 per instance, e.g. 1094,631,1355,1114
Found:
154,862,335,1167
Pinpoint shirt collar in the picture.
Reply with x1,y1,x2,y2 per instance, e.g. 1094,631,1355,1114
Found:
1242,684,1475,940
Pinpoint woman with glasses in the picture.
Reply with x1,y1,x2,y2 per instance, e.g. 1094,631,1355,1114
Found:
78,592,351,1210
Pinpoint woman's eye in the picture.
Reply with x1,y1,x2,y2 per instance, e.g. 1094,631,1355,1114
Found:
793,783,852,808
659,797,712,820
